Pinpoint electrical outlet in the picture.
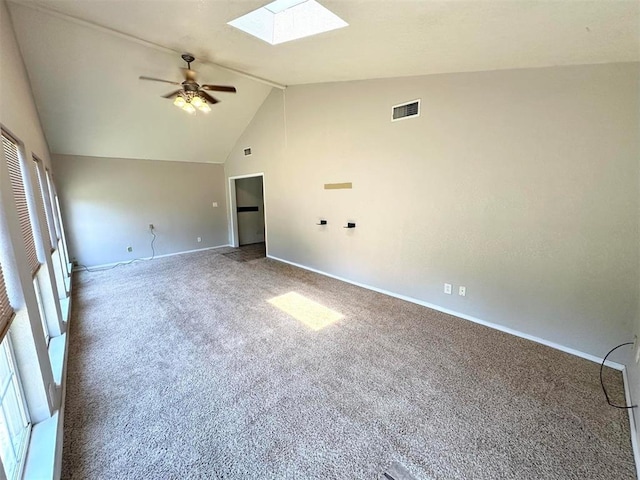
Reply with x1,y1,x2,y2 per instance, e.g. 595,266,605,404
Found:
459,286,466,297
444,283,452,295
212,202,218,208
197,237,202,243
127,246,132,252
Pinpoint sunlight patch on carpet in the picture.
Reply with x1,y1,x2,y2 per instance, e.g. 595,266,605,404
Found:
268,292,344,331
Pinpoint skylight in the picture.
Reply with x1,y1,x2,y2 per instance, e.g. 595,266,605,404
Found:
228,0,348,45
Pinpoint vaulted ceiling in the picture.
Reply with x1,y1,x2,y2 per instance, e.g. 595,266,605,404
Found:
6,0,639,163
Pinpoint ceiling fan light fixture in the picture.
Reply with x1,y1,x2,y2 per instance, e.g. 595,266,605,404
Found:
183,103,196,114
174,95,186,108
191,95,204,108
140,55,236,114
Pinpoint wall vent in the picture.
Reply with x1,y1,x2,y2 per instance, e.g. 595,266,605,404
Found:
391,99,420,122
243,147,252,156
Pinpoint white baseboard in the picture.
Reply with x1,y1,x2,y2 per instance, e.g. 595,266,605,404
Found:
622,368,640,479
148,244,232,261
74,244,232,271
267,254,624,370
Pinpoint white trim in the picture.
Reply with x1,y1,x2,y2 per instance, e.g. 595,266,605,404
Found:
15,423,31,480
228,177,238,247
73,244,231,271
262,176,270,258
267,254,625,370
228,173,269,255
146,245,231,261
622,367,640,479
391,98,421,122
228,172,266,180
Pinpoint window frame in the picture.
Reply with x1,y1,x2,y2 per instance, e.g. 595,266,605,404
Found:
0,335,31,480
32,276,49,346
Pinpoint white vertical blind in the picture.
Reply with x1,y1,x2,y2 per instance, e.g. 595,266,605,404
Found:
45,169,61,241
31,157,55,252
2,134,40,277
0,264,14,341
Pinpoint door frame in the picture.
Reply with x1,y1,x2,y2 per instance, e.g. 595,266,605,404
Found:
228,173,268,253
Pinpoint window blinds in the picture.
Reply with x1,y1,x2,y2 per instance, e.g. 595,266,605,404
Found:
2,134,40,277
31,157,55,251
45,169,61,241
0,264,14,340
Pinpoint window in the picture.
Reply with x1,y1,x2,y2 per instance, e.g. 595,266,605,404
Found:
44,169,70,275
1,134,40,276
31,157,55,252
0,265,13,339
33,278,49,345
228,0,348,45
0,336,30,480
44,169,60,243
3,134,54,339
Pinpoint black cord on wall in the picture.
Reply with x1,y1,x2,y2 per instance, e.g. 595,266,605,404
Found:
74,229,156,273
600,341,637,409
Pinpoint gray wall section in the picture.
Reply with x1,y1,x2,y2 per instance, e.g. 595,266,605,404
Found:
236,176,265,245
225,62,640,361
52,155,229,266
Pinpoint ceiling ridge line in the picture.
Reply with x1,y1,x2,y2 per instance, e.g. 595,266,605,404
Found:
10,0,287,90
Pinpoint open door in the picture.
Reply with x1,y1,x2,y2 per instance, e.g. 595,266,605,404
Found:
228,173,267,252
236,176,264,245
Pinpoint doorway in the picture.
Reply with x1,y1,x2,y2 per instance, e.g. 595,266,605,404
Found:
228,173,267,255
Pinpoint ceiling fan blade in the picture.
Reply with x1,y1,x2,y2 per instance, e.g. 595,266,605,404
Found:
162,89,183,99
139,76,180,85
202,84,237,93
199,91,219,104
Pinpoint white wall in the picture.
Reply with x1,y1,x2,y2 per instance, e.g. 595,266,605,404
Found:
0,0,59,423
0,0,50,164
225,62,640,360
52,155,229,267
235,176,265,245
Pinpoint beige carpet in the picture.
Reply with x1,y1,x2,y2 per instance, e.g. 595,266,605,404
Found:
62,247,635,479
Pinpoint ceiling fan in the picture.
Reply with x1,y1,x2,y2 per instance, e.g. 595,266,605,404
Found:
139,54,237,114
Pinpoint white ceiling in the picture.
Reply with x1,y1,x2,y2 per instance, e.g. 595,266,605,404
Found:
10,0,640,86
6,0,639,163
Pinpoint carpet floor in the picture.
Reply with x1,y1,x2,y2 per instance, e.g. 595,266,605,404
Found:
62,247,635,479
